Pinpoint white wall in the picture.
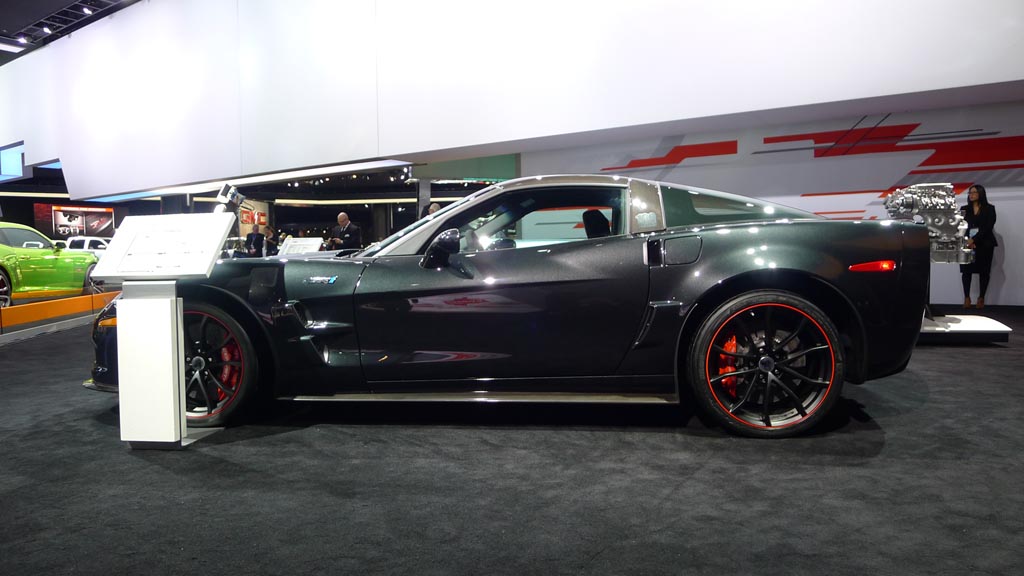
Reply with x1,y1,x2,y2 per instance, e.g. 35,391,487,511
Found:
0,0,1023,199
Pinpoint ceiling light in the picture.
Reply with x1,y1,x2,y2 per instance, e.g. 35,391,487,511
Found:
43,27,52,34
17,37,28,44
86,159,411,202
83,7,93,15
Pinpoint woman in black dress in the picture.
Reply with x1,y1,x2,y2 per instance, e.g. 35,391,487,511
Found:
960,184,998,309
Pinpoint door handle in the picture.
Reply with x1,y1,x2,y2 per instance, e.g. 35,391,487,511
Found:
19,256,30,260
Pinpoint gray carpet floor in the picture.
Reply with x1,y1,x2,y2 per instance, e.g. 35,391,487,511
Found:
1,307,1022,575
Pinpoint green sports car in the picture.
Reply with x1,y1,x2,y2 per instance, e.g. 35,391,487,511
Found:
0,222,99,307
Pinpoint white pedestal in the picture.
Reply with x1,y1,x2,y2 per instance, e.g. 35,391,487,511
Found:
116,281,187,449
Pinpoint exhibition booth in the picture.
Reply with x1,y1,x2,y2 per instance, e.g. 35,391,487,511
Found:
1,1,1023,575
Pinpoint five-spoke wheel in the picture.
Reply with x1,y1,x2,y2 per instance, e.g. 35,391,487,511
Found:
690,291,844,437
182,302,257,427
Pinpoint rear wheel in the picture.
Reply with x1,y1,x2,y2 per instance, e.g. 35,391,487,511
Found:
688,290,844,438
0,269,11,307
182,302,258,427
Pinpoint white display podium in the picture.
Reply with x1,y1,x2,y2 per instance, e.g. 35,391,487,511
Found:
91,213,235,449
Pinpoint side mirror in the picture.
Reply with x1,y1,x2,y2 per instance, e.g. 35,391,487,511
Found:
420,228,460,269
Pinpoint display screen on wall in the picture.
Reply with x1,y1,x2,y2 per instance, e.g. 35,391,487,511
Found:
33,204,117,239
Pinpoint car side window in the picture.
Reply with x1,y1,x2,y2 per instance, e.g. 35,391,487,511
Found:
3,228,52,249
447,186,627,253
89,240,105,249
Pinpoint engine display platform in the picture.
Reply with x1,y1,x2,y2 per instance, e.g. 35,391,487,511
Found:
919,314,1012,344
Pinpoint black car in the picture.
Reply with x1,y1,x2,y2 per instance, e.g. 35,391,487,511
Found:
88,175,930,437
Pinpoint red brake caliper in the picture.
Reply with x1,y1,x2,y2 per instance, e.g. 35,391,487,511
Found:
718,335,738,397
218,342,241,401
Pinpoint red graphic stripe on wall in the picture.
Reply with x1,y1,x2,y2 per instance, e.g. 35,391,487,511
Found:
602,140,738,171
804,182,973,199
908,162,1024,174
765,124,920,149
765,124,1024,167
801,189,889,197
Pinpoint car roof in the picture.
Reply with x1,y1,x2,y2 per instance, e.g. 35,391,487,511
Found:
0,221,47,234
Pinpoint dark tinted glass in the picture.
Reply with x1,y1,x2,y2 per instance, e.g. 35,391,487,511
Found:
661,184,814,228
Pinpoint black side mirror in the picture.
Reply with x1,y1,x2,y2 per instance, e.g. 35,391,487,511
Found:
420,228,460,269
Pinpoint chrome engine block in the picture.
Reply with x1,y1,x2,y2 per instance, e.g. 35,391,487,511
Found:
884,183,973,264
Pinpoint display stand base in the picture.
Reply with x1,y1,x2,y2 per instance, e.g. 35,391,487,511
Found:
127,440,184,451
182,427,224,447
919,314,1012,344
124,428,222,450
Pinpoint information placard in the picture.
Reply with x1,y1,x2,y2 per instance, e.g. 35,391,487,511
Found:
91,212,236,282
279,237,326,255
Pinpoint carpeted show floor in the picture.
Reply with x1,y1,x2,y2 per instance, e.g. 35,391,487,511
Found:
1,306,1023,576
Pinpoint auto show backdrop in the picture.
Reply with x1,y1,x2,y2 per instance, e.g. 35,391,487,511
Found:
0,0,1022,201
33,204,117,240
522,100,1024,306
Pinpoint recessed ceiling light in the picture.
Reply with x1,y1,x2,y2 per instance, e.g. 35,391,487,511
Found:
17,37,28,44
83,7,93,15
43,27,52,34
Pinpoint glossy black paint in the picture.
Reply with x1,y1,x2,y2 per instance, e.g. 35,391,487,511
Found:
91,176,930,409
355,235,650,390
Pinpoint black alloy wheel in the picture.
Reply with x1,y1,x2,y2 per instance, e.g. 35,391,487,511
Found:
0,269,11,308
689,290,844,438
182,302,258,427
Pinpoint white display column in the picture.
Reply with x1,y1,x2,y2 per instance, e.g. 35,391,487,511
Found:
116,281,186,449
90,211,237,450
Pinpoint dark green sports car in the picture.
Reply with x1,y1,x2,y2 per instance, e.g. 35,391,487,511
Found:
88,175,934,437
0,222,99,308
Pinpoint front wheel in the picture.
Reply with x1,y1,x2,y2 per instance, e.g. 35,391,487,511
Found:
688,290,844,438
182,302,258,427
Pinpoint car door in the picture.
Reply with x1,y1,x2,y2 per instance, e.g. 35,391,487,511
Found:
354,185,651,391
1,227,67,291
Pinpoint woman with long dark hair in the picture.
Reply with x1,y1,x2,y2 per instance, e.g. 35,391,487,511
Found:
960,184,998,309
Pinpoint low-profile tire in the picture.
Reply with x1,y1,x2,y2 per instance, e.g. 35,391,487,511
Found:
688,290,844,438
182,301,258,427
0,268,12,308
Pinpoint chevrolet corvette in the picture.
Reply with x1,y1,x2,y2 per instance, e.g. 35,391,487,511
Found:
87,175,935,437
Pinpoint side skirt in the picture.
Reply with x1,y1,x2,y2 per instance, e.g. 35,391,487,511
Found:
284,391,679,404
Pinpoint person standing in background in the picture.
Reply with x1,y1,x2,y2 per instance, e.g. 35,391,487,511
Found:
264,225,279,256
244,224,265,257
329,212,362,250
960,184,998,309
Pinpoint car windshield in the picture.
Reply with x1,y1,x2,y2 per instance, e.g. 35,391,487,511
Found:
356,187,494,257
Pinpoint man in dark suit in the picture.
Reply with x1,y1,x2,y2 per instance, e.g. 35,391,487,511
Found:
244,224,265,257
329,212,362,250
